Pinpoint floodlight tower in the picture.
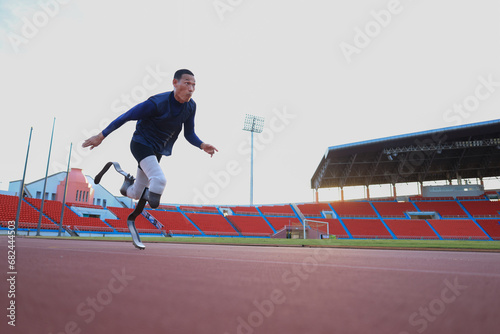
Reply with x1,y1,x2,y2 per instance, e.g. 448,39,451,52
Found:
243,114,264,205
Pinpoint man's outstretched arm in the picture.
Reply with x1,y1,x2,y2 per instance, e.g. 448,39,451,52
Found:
82,100,157,150
184,112,218,157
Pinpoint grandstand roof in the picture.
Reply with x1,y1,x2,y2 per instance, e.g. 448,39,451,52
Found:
311,119,500,189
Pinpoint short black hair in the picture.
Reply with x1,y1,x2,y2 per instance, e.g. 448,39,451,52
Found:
174,69,194,80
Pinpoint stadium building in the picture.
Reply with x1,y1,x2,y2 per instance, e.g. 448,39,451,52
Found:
1,119,500,240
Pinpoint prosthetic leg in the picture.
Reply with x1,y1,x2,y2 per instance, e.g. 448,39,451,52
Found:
95,161,134,195
95,162,146,250
126,188,148,250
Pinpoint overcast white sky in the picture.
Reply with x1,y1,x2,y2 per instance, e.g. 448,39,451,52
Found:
1,0,499,205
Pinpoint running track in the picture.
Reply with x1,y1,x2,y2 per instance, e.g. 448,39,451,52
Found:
2,238,500,334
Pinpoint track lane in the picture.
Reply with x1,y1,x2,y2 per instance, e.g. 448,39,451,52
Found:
2,238,499,334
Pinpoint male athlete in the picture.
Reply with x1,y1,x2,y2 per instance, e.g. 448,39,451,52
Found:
82,69,218,209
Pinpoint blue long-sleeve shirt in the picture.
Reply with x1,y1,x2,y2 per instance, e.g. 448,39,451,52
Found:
102,91,203,156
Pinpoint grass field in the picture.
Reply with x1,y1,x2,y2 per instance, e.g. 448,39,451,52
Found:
23,236,500,251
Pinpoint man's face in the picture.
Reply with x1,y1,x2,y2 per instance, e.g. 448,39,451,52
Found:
173,74,196,103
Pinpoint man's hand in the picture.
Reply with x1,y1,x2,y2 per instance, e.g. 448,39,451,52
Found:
82,132,105,150
200,143,218,157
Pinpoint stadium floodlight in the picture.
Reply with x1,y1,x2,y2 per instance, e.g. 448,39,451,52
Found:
243,114,265,205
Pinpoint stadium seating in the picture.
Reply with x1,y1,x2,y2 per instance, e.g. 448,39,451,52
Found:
185,213,238,236
330,202,377,217
475,219,500,240
149,204,178,211
426,219,489,240
296,203,332,218
258,204,296,216
265,217,302,231
456,195,487,200
106,207,159,233
371,202,417,218
227,206,260,215
147,210,201,235
341,219,392,238
384,219,439,239
0,194,55,228
103,219,124,232
412,201,468,218
26,198,113,232
179,205,219,213
72,218,114,232
227,215,274,236
459,201,500,218
67,202,104,209
409,196,454,201
2,192,500,240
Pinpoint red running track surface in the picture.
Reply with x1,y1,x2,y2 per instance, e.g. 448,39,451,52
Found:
2,237,500,334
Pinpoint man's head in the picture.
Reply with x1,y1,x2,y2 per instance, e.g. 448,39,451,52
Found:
173,69,195,103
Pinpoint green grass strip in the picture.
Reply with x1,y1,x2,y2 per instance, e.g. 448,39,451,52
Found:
22,236,500,251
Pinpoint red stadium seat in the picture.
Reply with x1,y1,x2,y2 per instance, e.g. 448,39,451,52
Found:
427,219,489,240
384,219,439,239
460,201,500,218
227,215,273,236
341,219,392,238
296,203,332,218
330,202,377,218
413,201,468,218
372,202,417,218
185,213,238,236
146,210,201,234
106,207,160,233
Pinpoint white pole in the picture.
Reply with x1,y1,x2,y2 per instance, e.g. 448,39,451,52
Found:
37,117,56,236
15,127,33,235
250,130,254,205
58,143,72,237
303,219,306,240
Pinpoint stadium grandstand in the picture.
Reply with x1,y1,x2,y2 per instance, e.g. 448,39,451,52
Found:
2,119,500,241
